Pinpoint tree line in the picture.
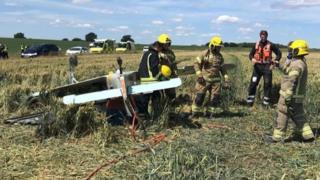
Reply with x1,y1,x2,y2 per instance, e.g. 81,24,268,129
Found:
13,32,135,43
13,32,287,48
222,42,287,48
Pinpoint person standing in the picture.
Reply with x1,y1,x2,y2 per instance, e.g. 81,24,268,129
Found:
3,44,9,59
246,30,282,106
136,34,172,121
191,36,229,117
158,34,177,100
20,43,25,53
265,40,314,143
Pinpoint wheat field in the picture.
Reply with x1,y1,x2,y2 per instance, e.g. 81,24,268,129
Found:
1,49,320,179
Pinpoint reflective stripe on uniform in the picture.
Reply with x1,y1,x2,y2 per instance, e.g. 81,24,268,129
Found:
146,53,154,78
302,124,314,139
192,104,201,112
141,53,160,84
272,129,284,141
263,101,269,105
302,124,313,135
246,99,254,103
140,77,158,84
246,95,255,103
288,70,300,77
205,77,221,82
207,107,216,113
263,96,270,105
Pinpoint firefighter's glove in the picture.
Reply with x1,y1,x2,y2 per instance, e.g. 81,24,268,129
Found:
223,75,231,89
159,52,167,60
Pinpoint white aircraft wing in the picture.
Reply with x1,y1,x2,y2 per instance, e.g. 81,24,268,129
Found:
63,89,122,105
63,78,182,105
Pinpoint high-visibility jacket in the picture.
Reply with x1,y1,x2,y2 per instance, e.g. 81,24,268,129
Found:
254,41,272,63
138,46,161,84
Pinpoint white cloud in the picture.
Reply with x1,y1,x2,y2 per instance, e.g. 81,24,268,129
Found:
118,25,128,30
4,2,17,6
50,18,61,25
107,28,119,32
49,18,93,28
141,30,152,34
200,33,220,37
271,0,320,8
172,17,183,22
71,0,91,4
176,26,184,30
238,27,253,34
175,32,194,37
174,26,195,37
214,15,240,24
254,23,269,28
175,26,194,30
107,26,129,32
285,0,320,6
75,23,93,28
152,20,164,25
98,9,114,14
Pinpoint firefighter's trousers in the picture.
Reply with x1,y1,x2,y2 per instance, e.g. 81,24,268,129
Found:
273,95,314,141
192,80,221,113
136,91,165,121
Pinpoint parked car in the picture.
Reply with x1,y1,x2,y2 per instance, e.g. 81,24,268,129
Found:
142,46,149,52
21,44,60,58
66,46,88,55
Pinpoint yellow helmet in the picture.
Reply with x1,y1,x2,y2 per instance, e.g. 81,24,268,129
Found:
289,39,309,56
158,34,171,44
161,65,172,78
209,36,223,47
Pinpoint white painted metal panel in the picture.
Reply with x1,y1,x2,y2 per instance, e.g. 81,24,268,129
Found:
62,78,182,105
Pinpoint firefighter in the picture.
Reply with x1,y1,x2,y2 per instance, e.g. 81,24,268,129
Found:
136,35,172,121
0,43,3,59
68,55,78,84
246,30,282,106
20,43,25,53
3,44,8,59
158,34,177,100
265,40,314,143
191,36,229,117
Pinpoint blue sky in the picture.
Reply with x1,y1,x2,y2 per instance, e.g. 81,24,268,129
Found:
0,0,320,47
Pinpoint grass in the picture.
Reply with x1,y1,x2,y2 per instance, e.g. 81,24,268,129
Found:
1,49,320,179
